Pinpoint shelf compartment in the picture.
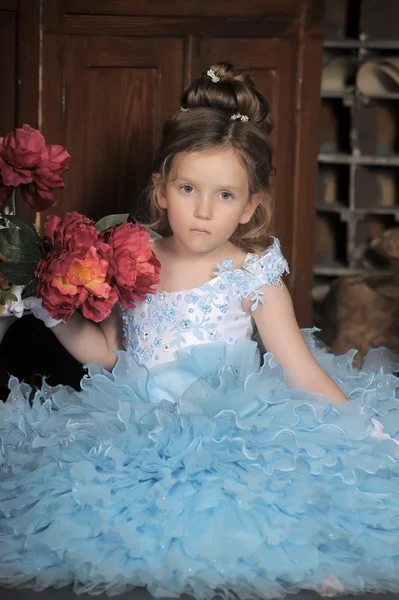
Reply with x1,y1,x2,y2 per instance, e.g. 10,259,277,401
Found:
319,99,351,154
352,100,399,155
317,164,350,208
356,53,399,98
324,0,361,43
314,212,349,273
322,50,358,96
360,0,399,43
354,166,399,210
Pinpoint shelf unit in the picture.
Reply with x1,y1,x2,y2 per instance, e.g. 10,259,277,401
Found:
313,0,399,311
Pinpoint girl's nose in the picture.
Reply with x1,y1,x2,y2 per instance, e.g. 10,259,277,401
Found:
194,196,212,220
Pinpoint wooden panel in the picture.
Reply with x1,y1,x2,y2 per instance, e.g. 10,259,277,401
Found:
15,0,41,222
0,10,17,135
41,36,184,221
0,0,17,9
43,0,303,33
0,1,40,133
62,0,299,18
60,15,297,38
18,0,40,128
193,37,297,276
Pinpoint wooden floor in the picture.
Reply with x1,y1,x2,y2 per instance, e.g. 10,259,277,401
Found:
1,588,399,600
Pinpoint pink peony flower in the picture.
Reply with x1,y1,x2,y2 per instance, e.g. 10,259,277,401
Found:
105,222,160,308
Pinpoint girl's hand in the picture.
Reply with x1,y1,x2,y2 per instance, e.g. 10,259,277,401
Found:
16,297,62,328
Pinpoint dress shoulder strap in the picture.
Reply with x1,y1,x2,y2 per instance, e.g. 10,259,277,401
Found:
241,237,290,311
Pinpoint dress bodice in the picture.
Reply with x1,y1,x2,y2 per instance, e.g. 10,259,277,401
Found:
121,238,289,368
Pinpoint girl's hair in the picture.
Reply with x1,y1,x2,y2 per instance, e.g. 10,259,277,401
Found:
146,62,275,253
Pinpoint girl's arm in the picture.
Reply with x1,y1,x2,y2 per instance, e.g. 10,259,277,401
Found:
24,298,123,371
97,304,124,357
252,285,348,404
52,312,122,371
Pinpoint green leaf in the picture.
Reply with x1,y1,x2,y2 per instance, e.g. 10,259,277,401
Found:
95,213,130,232
22,278,38,299
0,291,18,302
3,215,44,258
0,261,37,285
0,225,42,262
5,215,41,243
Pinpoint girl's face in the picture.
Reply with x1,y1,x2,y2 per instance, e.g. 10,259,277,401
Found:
157,146,259,255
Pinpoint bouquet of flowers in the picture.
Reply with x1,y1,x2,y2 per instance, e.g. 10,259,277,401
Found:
0,125,160,323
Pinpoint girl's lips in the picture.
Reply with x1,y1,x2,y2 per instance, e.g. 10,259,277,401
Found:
190,229,210,235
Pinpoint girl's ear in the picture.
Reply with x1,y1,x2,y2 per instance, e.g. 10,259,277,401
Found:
239,194,262,225
152,173,167,209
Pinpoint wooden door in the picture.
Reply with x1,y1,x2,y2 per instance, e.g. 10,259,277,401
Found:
42,35,184,221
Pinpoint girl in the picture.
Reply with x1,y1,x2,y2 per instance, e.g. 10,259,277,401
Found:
1,63,399,599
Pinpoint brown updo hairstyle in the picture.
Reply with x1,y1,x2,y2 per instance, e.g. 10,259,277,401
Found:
147,62,275,253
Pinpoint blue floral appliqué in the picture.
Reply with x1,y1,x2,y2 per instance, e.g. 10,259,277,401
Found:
214,237,289,311
121,238,289,366
214,258,234,274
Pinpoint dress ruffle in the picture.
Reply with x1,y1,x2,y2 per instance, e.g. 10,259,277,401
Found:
1,333,399,598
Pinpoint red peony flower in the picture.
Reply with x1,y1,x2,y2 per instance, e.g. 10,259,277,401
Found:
106,222,160,308
35,213,118,322
0,124,70,212
45,211,99,253
36,251,88,322
80,288,119,323
39,144,70,177
0,125,44,187
24,181,56,211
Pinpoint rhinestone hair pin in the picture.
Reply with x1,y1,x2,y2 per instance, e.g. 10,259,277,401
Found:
207,69,220,83
231,113,249,122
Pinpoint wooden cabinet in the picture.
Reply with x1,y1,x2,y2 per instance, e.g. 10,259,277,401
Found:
0,0,325,391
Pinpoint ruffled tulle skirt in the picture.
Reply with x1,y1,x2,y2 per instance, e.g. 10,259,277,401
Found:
1,331,399,598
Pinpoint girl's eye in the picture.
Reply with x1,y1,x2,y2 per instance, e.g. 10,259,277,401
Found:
181,185,194,194
220,191,233,201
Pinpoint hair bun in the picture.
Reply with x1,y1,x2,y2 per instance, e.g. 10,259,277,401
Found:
181,62,272,129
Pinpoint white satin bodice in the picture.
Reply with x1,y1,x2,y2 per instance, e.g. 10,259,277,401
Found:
121,238,289,368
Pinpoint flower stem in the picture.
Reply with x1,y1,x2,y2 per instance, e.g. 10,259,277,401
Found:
11,187,17,215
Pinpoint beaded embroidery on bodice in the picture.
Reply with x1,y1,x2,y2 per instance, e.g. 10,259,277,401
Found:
121,238,289,368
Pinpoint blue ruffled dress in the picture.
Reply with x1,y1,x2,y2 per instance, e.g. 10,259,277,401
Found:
1,238,399,599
